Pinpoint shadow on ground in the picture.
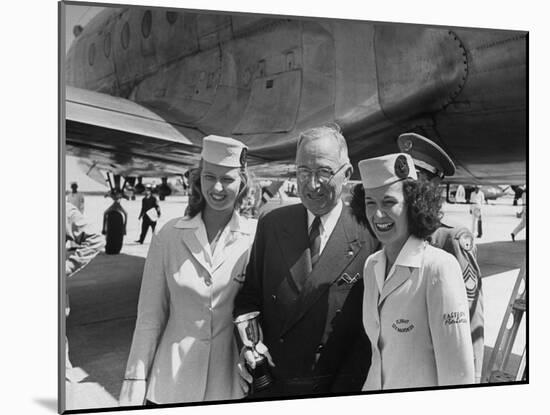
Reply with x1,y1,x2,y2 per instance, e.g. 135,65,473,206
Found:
67,252,145,399
34,398,57,412
477,240,526,278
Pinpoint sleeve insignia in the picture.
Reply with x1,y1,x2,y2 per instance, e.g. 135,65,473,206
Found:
462,263,479,300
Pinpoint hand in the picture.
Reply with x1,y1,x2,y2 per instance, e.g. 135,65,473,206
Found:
237,341,275,394
119,379,146,407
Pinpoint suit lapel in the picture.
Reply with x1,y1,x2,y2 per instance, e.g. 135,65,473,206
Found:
275,205,311,293
280,207,362,336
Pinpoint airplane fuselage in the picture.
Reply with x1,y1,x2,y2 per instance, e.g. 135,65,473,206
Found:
65,7,527,184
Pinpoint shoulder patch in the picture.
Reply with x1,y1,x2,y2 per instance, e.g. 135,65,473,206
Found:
462,263,479,300
456,229,474,251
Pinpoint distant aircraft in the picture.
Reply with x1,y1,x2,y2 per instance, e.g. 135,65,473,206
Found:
448,184,512,203
63,5,527,251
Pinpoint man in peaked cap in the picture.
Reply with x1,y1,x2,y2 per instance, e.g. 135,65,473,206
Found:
397,132,484,383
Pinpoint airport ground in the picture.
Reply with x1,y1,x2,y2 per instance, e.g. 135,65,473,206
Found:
65,194,527,410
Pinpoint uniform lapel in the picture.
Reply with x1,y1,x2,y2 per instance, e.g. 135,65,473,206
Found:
175,215,213,276
211,212,252,273
378,236,425,305
378,266,412,305
275,205,311,293
280,207,362,336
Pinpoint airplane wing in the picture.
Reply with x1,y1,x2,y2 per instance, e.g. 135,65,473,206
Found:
64,8,526,185
65,86,202,176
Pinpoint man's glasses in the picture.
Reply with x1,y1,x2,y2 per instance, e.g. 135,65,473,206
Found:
296,164,348,184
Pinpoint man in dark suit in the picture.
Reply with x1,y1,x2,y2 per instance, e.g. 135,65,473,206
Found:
136,185,161,244
234,124,379,398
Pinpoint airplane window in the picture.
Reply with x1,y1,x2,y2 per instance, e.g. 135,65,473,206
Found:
166,11,178,25
104,33,111,57
121,21,130,49
142,10,152,38
88,43,96,66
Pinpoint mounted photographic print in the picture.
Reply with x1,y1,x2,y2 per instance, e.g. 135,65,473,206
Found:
60,0,528,413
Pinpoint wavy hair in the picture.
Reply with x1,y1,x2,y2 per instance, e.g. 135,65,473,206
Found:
185,160,250,218
350,177,443,239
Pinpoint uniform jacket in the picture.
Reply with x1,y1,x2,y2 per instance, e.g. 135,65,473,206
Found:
234,203,379,397
124,211,256,404
362,236,474,391
429,224,484,382
65,202,103,276
67,192,85,213
65,202,104,317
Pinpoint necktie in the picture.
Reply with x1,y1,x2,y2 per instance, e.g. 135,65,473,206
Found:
309,216,322,269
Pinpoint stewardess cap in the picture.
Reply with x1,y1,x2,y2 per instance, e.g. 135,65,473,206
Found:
358,153,417,189
397,133,455,178
201,135,248,168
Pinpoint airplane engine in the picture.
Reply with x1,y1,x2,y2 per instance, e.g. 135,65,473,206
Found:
158,177,172,201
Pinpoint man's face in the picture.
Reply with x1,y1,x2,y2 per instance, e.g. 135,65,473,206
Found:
295,135,349,216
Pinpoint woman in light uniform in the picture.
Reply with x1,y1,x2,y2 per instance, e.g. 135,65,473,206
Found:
356,153,474,390
119,135,256,405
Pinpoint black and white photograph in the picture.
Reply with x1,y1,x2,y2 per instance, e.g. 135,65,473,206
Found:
0,0,540,414
58,0,531,413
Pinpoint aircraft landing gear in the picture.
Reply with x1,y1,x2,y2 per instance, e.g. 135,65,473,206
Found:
158,177,172,201
103,206,126,254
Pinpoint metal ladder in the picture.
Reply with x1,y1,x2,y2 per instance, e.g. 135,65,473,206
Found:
483,259,527,383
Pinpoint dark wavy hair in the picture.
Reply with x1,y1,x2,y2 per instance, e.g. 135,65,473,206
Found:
350,177,443,239
185,160,250,218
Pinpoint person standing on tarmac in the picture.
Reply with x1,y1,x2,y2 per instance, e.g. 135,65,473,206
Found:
350,132,484,383
469,186,485,238
136,185,160,244
397,133,485,383
511,187,526,241
357,153,474,390
234,124,378,397
120,135,256,406
67,182,85,213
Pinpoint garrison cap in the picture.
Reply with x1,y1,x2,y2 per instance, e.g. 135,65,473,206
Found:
201,135,248,168
359,153,417,189
397,133,456,178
